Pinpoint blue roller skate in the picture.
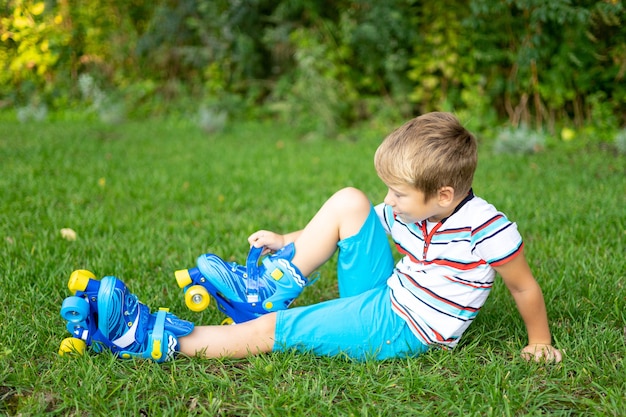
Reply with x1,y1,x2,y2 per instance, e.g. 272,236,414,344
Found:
175,243,313,324
59,270,194,362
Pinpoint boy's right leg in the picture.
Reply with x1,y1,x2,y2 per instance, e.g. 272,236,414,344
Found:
82,273,274,361
60,273,194,362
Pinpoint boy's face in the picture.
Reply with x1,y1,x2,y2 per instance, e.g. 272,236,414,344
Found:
383,182,449,223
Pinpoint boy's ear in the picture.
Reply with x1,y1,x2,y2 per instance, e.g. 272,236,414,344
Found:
438,186,456,207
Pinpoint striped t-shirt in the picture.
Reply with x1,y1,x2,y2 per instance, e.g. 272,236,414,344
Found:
375,190,523,349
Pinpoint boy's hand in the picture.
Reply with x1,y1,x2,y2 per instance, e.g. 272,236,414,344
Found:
248,230,285,254
521,344,562,363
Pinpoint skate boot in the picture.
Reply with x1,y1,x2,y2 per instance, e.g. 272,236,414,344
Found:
59,271,194,362
175,243,313,323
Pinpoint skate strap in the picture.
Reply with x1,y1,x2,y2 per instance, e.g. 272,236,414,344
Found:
148,308,167,361
115,307,168,362
245,246,263,303
112,308,175,363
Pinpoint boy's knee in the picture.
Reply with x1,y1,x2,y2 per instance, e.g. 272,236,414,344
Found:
333,187,370,209
331,188,372,239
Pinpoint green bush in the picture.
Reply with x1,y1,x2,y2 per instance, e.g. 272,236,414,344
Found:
2,0,625,134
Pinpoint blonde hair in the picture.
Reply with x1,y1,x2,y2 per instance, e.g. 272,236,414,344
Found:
374,112,477,200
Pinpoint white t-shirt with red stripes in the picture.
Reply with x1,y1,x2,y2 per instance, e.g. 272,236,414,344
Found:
375,191,523,349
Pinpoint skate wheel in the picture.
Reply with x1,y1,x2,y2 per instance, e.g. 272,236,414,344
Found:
185,285,211,312
221,317,234,325
58,337,86,356
68,270,96,294
61,296,90,322
174,269,192,288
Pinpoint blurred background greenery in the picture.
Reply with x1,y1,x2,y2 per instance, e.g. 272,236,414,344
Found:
2,0,625,148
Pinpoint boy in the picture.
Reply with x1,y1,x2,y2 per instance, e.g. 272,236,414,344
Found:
64,112,561,363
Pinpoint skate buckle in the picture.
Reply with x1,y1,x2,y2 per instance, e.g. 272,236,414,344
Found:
270,268,283,280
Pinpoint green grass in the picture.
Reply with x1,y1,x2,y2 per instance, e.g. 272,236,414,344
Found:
0,116,624,416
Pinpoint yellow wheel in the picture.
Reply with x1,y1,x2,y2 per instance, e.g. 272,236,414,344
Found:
58,337,86,356
174,269,192,288
68,270,96,294
184,285,211,312
221,317,234,325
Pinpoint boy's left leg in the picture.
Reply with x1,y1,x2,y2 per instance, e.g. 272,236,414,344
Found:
173,197,391,358
176,187,375,320
290,187,374,277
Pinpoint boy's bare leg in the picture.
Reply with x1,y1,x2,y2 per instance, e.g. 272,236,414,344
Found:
291,187,371,276
179,313,277,358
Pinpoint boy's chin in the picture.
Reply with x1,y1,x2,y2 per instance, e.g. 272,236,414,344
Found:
396,214,418,224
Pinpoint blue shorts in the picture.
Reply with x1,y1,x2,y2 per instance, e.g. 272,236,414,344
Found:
273,205,429,360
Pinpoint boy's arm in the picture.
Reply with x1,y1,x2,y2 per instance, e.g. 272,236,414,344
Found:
493,249,562,363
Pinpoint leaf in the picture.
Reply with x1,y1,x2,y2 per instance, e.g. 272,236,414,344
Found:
13,16,32,29
60,228,77,241
31,3,45,16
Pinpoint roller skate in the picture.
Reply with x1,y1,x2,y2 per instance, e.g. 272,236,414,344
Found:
175,243,313,324
59,270,194,362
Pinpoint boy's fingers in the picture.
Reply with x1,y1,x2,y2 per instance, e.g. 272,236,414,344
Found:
248,230,268,247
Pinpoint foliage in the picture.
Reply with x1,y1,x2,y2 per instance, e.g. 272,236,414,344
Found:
75,74,126,123
1,0,626,137
493,125,547,155
269,23,358,138
0,0,70,103
615,128,626,154
15,98,46,121
197,106,227,133
467,0,625,130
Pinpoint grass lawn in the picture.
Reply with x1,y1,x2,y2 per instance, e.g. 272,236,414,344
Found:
0,116,624,415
